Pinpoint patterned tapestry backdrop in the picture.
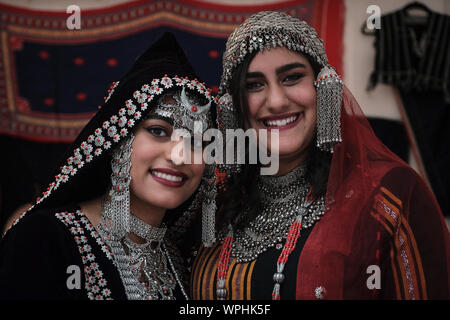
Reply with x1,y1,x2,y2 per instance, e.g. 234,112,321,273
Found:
0,0,344,226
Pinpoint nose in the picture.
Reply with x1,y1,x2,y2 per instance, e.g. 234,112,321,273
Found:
266,83,289,113
166,139,185,165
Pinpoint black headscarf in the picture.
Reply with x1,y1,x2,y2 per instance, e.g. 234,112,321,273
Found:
21,32,214,216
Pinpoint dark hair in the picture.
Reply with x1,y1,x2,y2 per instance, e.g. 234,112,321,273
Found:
217,49,332,230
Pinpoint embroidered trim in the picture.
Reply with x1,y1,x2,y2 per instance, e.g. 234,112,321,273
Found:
10,76,212,229
55,210,114,300
398,235,415,299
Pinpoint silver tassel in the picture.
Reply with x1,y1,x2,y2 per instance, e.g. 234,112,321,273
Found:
108,134,134,237
315,66,344,153
201,164,217,247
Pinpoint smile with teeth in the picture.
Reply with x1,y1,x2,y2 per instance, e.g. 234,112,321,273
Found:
263,114,300,127
151,170,183,182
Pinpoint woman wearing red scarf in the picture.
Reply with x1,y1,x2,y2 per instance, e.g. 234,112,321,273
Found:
190,11,450,300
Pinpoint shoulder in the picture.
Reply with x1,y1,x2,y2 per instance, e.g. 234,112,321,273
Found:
378,165,434,210
0,205,86,299
0,205,85,264
0,204,89,263
2,204,79,241
373,164,443,228
380,165,422,187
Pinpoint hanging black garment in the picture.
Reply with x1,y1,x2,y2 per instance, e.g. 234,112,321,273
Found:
369,7,450,101
368,5,450,216
367,117,409,162
397,90,450,217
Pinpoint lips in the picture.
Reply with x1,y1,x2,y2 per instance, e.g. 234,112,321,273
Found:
260,112,302,131
151,168,187,187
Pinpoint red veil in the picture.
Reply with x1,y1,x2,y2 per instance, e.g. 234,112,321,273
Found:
296,86,450,299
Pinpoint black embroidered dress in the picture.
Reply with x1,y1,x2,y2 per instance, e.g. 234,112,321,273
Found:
0,204,186,300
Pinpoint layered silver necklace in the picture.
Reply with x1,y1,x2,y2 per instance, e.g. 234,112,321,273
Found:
99,199,188,300
227,165,325,263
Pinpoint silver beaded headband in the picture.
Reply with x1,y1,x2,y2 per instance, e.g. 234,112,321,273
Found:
155,86,212,133
219,11,343,153
8,75,213,232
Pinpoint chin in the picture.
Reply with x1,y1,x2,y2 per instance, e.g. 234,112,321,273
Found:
153,196,186,210
164,201,185,210
267,137,305,156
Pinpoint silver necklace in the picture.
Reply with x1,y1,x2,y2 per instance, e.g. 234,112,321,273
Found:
224,165,325,263
99,200,189,300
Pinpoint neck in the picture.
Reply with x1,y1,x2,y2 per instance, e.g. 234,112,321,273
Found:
275,153,307,176
130,200,165,228
128,194,166,244
259,162,307,192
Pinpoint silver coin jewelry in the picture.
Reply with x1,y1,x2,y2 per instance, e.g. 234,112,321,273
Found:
98,134,188,300
215,165,326,300
220,164,325,263
99,199,189,300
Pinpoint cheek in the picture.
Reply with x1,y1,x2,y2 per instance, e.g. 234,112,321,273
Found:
247,94,263,125
289,83,317,109
130,145,157,174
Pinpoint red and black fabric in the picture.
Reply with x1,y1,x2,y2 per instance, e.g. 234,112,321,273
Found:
0,0,345,231
190,87,450,300
294,87,450,299
0,32,210,299
19,32,207,216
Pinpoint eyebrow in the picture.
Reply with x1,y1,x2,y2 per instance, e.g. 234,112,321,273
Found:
144,113,174,125
276,62,306,74
246,62,306,79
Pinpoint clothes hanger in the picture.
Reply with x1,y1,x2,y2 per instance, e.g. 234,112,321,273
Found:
402,1,431,15
402,1,431,26
361,21,376,36
362,1,432,35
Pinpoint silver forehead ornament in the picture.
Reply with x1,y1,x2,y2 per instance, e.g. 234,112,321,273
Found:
155,86,211,134
219,11,343,153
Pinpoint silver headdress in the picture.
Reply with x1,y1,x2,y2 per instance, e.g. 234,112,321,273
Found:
106,88,216,248
100,86,215,299
219,11,343,153
155,86,212,133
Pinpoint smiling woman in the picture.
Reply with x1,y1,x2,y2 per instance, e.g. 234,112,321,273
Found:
127,103,206,225
190,11,450,300
0,32,216,300
244,48,318,176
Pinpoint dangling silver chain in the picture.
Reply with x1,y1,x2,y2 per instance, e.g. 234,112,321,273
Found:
99,199,189,300
128,213,167,243
222,165,325,263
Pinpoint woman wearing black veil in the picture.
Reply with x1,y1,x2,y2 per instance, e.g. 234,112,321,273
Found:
0,32,215,300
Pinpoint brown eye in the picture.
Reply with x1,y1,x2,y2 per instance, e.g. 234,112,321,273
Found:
283,74,303,84
146,126,168,137
246,81,263,91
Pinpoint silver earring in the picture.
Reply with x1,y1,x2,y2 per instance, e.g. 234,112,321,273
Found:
314,66,344,153
201,164,217,247
107,133,135,237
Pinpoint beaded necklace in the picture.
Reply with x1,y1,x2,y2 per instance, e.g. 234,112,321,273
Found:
215,166,325,300
100,199,189,300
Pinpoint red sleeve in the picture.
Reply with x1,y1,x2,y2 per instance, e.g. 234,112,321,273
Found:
379,166,450,299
